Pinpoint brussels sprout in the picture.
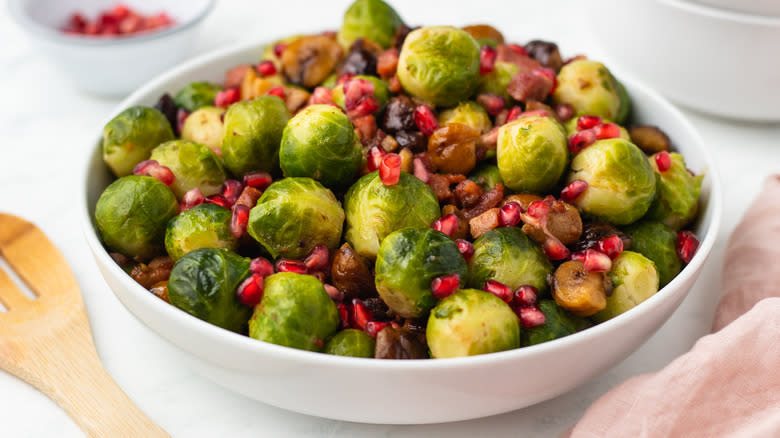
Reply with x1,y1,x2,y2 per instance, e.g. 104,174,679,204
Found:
468,227,552,293
164,204,237,261
375,228,468,318
427,289,520,358
337,0,403,49
249,272,339,351
437,101,492,134
331,75,391,112
477,61,518,103
167,248,252,333
247,177,344,259
149,140,227,199
397,26,481,107
102,106,175,177
344,172,441,259
279,104,363,189
567,139,657,225
180,106,226,152
320,73,339,89
623,220,681,287
468,163,503,191
523,300,592,346
497,115,569,193
221,95,290,176
615,80,631,125
324,329,376,357
646,152,704,230
174,82,223,112
592,251,659,322
95,175,179,259
552,60,624,121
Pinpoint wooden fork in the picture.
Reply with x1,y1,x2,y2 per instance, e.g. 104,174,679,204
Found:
0,213,170,437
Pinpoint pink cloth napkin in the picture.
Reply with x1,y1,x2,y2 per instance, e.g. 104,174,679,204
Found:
563,176,780,437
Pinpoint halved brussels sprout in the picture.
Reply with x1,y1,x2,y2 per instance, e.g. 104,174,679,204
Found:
324,329,376,357
95,175,179,259
567,138,657,225
622,220,681,287
427,288,520,358
279,104,363,189
167,248,252,333
646,152,704,230
180,106,225,152
247,177,344,259
375,228,468,318
552,60,624,121
221,95,290,176
164,204,237,261
497,115,569,194
102,106,175,177
477,61,518,103
331,75,391,112
592,251,659,322
249,272,339,351
344,172,441,259
523,300,592,346
174,82,223,112
397,26,481,107
150,140,227,199
337,0,403,49
468,163,503,191
437,101,492,134
468,227,552,293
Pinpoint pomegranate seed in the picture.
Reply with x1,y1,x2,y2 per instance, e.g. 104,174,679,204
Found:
180,188,205,211
249,257,274,277
526,200,550,220
555,103,575,122
593,123,621,140
413,157,431,183
655,151,672,172
483,280,514,303
205,194,230,209
255,60,277,76
677,231,700,264
507,43,528,56
519,109,552,119
499,202,522,227
242,171,272,190
221,179,244,205
236,274,264,307
479,45,498,74
351,298,373,330
596,235,624,260
518,306,546,328
133,160,175,186
274,259,308,274
343,78,380,118
432,214,459,238
366,146,386,172
176,108,189,134
230,204,250,238
304,244,330,271
560,180,588,203
506,106,523,124
379,153,401,185
543,238,571,261
532,67,557,94
568,129,597,153
431,274,461,299
366,321,390,338
337,303,350,329
309,87,333,105
577,115,603,130
513,285,538,307
336,73,355,86
273,43,287,58
579,249,613,272
455,239,475,260
476,93,505,116
414,105,439,136
324,284,344,301
266,86,285,99
214,88,240,107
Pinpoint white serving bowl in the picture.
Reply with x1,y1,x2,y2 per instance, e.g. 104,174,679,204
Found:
81,40,722,424
8,0,215,96
585,0,780,121
691,0,780,17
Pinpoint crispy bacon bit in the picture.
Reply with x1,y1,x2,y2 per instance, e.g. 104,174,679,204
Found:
507,70,553,102
377,48,400,79
462,184,504,220
469,208,500,239
454,179,484,209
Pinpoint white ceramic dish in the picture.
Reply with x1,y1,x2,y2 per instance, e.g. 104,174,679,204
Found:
81,39,721,424
585,0,780,121
8,0,215,96
691,0,780,17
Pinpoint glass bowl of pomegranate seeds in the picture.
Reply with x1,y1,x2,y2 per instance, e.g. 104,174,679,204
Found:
81,0,721,424
8,0,215,95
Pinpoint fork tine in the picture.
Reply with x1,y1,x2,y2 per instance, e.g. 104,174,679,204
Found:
0,265,31,311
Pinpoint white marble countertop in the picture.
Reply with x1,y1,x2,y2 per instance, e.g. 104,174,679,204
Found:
1,1,779,436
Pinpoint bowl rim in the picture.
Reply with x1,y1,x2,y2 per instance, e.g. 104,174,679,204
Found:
7,0,216,46
80,38,723,370
659,0,780,25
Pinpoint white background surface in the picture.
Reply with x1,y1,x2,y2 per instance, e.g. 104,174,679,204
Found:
1,1,779,436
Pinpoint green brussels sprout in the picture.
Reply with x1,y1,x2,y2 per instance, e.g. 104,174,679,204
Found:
397,26,481,107
622,220,681,287
167,248,252,333
164,204,237,261
344,172,441,259
221,95,290,176
320,73,339,89
615,80,631,125
247,177,344,259
523,300,592,346
337,0,403,49
497,115,569,193
468,227,552,293
468,163,503,191
552,60,624,121
478,61,518,103
149,140,227,199
180,106,226,152
174,82,223,112
95,175,179,259
249,272,339,351
592,251,659,322
427,289,520,358
645,152,704,230
567,138,657,225
331,75,391,112
324,329,376,357
375,228,468,318
102,106,175,177
437,101,492,134
279,104,363,189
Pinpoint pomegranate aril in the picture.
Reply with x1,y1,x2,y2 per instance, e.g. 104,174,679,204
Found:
304,244,330,271
324,284,344,301
275,259,308,274
506,106,523,124
337,303,351,329
351,298,374,331
499,202,522,227
519,109,552,119
236,274,264,307
532,67,557,95
249,257,274,277
507,43,528,56
273,43,287,58
596,235,624,260
455,238,475,260
431,274,461,300
366,321,390,338
579,249,613,272
593,123,621,140
343,78,379,118
132,159,157,175
555,103,575,122
255,60,277,76
413,157,431,183
476,93,505,116
133,160,175,186
414,105,438,136
513,285,538,307
243,171,272,190
379,153,401,185
526,199,550,220
655,151,672,172
266,86,285,99
230,204,250,238
221,179,244,204
432,213,459,238
518,306,546,328
560,180,588,203
479,45,498,74
214,88,240,107
577,115,602,131
543,238,571,261
568,129,597,153
176,108,189,135
483,280,514,303
676,231,699,264
205,194,230,209
309,87,333,105
180,188,205,211
366,146,386,172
